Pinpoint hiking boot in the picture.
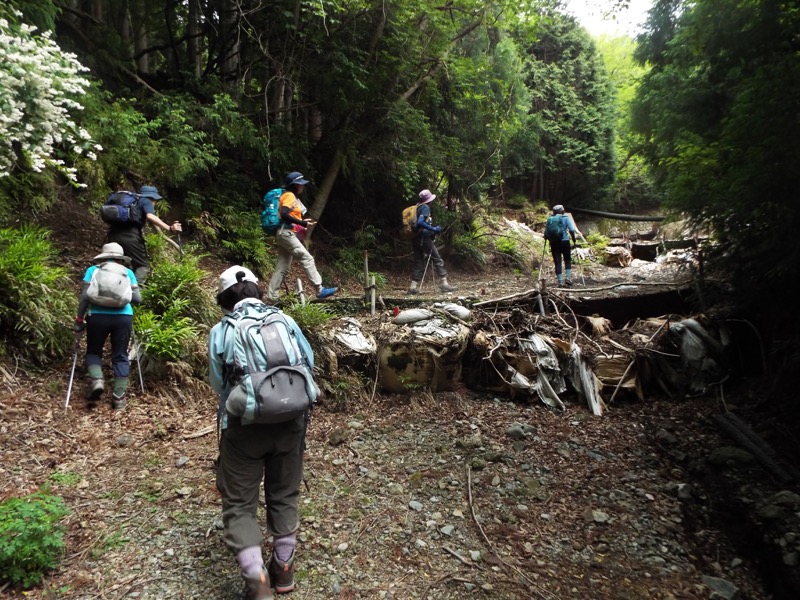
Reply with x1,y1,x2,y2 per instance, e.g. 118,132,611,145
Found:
111,392,127,410
564,279,573,287
243,568,274,600
317,287,338,300
407,280,419,295
439,278,456,293
268,553,296,594
86,378,104,401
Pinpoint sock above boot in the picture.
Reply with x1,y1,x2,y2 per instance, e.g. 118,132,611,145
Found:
237,546,265,577
272,533,296,562
113,377,129,397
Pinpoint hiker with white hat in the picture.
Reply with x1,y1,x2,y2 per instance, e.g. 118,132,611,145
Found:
210,265,316,599
105,184,182,285
407,189,455,295
75,242,141,409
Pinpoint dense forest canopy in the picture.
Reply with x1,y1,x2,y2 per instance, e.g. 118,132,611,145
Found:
1,0,798,369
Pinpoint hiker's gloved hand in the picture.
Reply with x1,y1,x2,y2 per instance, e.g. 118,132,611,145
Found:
432,226,443,234
74,317,86,333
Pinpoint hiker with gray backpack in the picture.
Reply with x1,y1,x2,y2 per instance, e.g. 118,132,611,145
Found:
209,266,319,599
544,204,582,287
74,242,141,409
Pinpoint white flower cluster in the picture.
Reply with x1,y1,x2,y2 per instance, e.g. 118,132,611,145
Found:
0,13,100,184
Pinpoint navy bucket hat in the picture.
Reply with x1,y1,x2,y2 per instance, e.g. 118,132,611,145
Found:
138,185,162,200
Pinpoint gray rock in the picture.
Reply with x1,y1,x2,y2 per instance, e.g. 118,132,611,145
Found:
506,424,527,440
701,575,740,600
655,429,677,444
116,433,133,447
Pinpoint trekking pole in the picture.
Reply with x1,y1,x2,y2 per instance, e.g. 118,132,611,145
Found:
64,332,82,410
418,245,434,292
132,330,145,393
573,245,586,286
537,239,548,285
174,222,183,260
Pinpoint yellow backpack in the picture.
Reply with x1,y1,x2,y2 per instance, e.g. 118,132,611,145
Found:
401,204,418,240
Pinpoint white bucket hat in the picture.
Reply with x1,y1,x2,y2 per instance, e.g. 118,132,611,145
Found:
93,242,131,265
218,265,259,294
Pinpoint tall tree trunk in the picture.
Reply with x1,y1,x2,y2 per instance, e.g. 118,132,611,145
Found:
220,0,240,82
187,0,201,78
307,147,346,242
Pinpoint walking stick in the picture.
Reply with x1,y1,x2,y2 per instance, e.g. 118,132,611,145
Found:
418,244,435,292
537,239,548,284
174,222,183,260
132,330,145,393
64,332,82,410
573,244,586,286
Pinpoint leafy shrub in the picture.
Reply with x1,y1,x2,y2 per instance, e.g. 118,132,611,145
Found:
506,194,528,209
0,488,70,588
333,225,392,282
0,226,73,360
139,247,217,327
132,244,210,372
449,229,488,272
493,233,532,275
134,302,200,362
0,171,57,223
283,301,335,332
209,201,275,277
586,231,609,252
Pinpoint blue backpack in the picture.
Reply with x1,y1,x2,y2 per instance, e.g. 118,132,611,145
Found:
222,302,318,424
99,191,144,226
261,188,284,234
545,215,567,244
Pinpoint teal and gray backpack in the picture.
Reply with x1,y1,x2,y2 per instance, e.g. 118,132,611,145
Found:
222,302,318,424
260,188,283,234
545,215,567,244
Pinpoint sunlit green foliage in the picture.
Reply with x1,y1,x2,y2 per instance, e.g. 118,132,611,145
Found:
633,0,800,317
139,248,217,327
0,488,70,588
283,301,335,332
0,226,73,360
594,34,657,210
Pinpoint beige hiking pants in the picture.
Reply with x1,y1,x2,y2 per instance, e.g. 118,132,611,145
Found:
267,228,322,299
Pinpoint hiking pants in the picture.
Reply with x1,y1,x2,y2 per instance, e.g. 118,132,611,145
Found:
216,416,305,553
267,228,322,299
411,234,447,282
107,228,150,284
84,314,132,378
550,239,572,277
